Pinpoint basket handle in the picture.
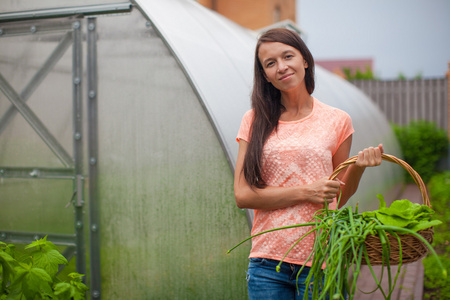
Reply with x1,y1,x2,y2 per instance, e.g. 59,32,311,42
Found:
329,153,430,207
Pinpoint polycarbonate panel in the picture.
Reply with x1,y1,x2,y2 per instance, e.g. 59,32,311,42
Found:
0,27,74,168
0,178,74,233
94,9,250,299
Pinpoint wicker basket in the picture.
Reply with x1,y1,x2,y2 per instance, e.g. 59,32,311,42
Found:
329,153,433,265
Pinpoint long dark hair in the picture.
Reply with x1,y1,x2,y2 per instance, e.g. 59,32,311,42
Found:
243,28,315,188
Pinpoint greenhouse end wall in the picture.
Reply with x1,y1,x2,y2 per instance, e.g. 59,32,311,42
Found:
0,4,251,299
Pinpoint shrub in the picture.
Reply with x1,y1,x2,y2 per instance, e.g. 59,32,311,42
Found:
392,120,448,183
427,171,450,253
428,171,450,207
0,236,88,299
423,171,450,299
423,255,450,299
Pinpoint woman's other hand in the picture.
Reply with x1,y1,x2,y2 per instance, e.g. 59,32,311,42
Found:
355,144,384,168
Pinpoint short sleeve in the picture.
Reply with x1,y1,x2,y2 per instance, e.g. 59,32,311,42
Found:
333,111,354,155
236,110,254,143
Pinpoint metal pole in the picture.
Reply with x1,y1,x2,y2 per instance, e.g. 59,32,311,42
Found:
87,17,101,300
72,18,87,281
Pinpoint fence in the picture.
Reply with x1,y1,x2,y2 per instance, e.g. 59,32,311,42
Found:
351,78,449,133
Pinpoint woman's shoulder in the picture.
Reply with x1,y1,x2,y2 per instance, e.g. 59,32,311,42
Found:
314,98,351,118
241,109,255,121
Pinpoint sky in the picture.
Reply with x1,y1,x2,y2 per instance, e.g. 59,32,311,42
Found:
297,0,450,79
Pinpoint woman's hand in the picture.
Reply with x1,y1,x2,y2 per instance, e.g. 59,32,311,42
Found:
307,177,341,205
355,144,384,168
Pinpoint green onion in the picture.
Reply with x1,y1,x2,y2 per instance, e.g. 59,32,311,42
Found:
228,198,446,299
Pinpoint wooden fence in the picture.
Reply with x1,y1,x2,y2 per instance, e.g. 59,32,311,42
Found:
351,78,449,133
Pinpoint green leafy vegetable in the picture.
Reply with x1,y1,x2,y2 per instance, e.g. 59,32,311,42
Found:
363,195,442,231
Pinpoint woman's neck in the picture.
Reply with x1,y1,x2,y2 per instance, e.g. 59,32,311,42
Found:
279,90,314,121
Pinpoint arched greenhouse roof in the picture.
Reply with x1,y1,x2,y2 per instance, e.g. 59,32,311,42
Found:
137,0,256,170
136,0,400,172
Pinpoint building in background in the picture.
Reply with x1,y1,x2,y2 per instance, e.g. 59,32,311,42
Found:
196,0,295,30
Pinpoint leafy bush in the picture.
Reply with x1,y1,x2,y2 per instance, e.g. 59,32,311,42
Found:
344,66,375,80
423,255,450,299
392,120,448,183
427,171,450,253
423,171,450,299
0,236,88,299
428,171,450,207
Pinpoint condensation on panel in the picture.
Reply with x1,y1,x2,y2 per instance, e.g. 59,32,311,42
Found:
94,9,250,299
0,178,74,233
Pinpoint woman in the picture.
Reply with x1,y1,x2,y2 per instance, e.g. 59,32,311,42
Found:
234,28,383,299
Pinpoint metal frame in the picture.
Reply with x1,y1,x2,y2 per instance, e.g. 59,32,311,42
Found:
0,3,132,23
0,3,132,299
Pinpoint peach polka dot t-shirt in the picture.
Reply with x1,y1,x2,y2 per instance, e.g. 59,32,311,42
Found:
237,97,354,267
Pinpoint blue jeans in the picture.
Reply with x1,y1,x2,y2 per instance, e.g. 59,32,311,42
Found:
246,258,321,300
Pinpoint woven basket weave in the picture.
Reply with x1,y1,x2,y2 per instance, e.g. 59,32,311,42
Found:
329,153,433,265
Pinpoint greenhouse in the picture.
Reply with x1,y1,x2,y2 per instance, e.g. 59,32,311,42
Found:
0,0,402,298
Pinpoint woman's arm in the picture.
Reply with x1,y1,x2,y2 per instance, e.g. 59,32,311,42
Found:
234,140,340,210
332,135,384,208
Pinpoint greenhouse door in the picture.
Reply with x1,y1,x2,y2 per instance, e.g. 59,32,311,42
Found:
0,15,87,277
0,3,131,299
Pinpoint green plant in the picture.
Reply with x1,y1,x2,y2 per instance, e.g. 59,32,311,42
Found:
0,236,88,299
392,120,449,183
413,72,423,80
397,72,407,81
428,171,450,210
423,255,450,299
343,66,375,80
423,171,450,299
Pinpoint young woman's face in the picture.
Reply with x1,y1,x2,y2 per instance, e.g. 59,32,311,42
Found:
258,42,308,92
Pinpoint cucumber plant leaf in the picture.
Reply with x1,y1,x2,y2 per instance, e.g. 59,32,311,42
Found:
32,249,68,278
54,272,88,300
22,267,53,299
0,250,17,291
